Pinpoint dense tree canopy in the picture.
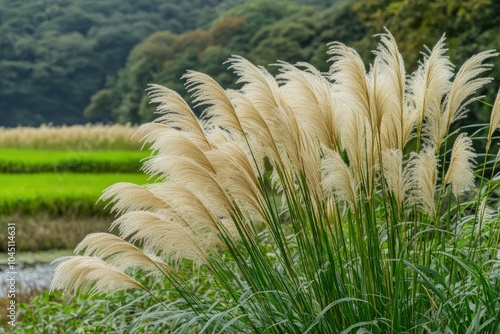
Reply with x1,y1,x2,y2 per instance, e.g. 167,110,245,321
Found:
0,0,498,126
88,0,363,124
352,0,500,124
0,0,247,126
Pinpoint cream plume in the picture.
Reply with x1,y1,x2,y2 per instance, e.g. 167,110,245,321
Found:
373,30,411,150
444,134,476,198
183,70,244,133
227,56,301,178
100,182,170,215
111,211,213,264
406,148,438,216
75,233,171,274
328,42,371,130
410,35,453,149
441,50,498,145
145,84,210,150
487,88,500,150
51,256,146,295
321,149,358,211
277,61,339,150
382,149,404,206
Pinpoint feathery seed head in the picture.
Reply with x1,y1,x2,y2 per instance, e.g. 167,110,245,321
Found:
406,147,438,216
410,35,453,126
183,70,244,133
145,84,210,149
111,211,213,264
442,50,499,141
328,42,371,130
373,30,407,148
444,134,476,198
74,233,171,274
277,61,339,149
321,148,358,211
100,182,170,215
51,256,146,295
487,88,500,150
476,198,495,235
382,149,404,206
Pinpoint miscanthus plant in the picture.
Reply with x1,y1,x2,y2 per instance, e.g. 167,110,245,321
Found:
51,31,500,333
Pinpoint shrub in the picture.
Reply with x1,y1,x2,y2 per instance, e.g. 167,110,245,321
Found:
51,31,500,333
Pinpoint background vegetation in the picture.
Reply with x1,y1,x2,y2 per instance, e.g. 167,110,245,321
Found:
1,0,498,127
0,149,147,173
0,172,149,216
0,0,240,126
0,123,141,150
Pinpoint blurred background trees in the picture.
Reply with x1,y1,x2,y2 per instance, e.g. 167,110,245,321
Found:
0,0,498,126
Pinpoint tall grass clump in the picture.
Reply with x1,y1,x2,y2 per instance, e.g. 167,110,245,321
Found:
51,31,500,333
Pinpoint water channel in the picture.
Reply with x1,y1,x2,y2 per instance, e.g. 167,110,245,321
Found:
1,250,72,293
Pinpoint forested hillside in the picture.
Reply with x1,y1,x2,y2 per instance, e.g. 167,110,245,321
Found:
86,0,355,123
1,0,498,126
0,0,248,126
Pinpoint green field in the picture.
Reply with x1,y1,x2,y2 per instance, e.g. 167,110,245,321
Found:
0,132,151,251
0,148,149,173
0,173,151,215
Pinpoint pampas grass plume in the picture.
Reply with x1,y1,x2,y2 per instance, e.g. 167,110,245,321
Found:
407,148,438,216
50,256,146,295
382,148,404,206
445,134,476,197
321,149,358,211
487,88,500,150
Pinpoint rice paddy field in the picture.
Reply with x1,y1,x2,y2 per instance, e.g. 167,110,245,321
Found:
0,124,150,252
0,173,150,216
0,125,155,329
0,148,148,173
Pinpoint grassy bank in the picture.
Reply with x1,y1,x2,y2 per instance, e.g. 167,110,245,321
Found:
4,275,179,332
0,214,115,252
3,261,220,332
0,149,149,173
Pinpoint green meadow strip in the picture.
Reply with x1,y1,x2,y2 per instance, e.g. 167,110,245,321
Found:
0,173,150,216
0,148,149,173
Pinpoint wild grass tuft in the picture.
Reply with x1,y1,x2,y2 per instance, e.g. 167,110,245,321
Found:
52,31,500,333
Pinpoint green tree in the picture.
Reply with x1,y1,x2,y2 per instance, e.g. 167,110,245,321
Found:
0,0,247,126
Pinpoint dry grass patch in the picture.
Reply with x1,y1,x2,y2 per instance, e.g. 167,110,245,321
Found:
0,123,141,151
